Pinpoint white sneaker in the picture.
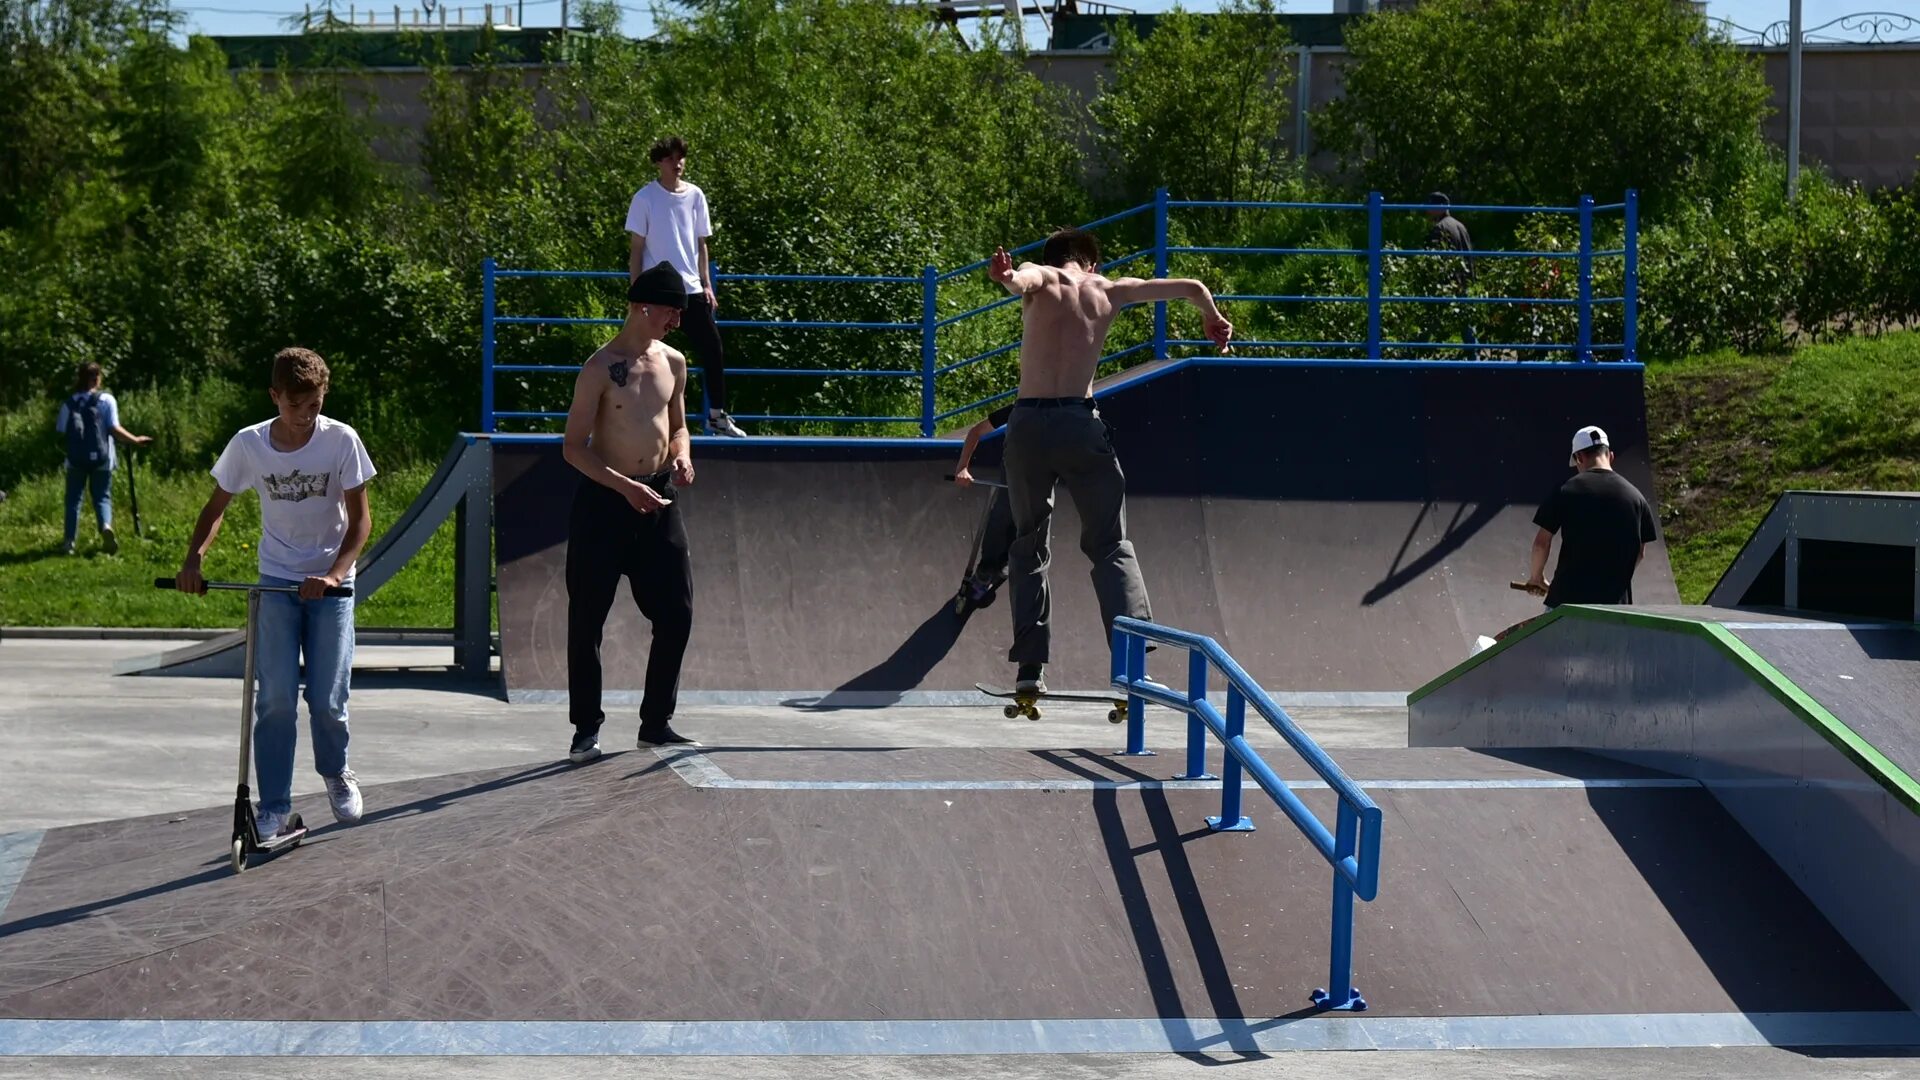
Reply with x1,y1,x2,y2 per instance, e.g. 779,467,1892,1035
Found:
708,412,747,437
326,770,363,825
254,807,291,840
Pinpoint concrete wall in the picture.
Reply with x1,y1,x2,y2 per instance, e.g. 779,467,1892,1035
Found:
1756,47,1920,190
336,44,1920,190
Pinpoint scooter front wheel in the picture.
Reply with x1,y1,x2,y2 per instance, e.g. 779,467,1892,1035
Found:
230,837,248,874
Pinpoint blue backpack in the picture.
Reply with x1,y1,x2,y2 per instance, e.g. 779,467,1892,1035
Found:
64,391,110,469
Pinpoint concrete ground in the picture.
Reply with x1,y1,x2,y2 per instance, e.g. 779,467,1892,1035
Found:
2,638,1916,1079
0,639,1406,831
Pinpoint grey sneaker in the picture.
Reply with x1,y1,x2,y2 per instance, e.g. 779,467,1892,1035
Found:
326,769,363,825
100,526,118,555
1015,663,1047,695
569,728,603,763
254,807,291,841
62,540,76,556
707,411,747,438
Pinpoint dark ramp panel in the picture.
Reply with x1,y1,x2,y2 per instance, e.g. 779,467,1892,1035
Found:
494,362,1676,695
1732,622,1920,783
0,748,1897,1022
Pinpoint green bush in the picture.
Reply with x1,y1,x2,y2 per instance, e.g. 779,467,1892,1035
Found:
1318,0,1771,215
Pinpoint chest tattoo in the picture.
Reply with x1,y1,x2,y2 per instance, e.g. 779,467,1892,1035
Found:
608,360,629,387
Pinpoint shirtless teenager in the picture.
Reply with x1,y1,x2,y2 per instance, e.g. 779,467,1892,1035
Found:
562,261,699,763
988,228,1233,692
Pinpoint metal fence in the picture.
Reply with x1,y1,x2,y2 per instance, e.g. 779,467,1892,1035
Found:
480,187,1639,434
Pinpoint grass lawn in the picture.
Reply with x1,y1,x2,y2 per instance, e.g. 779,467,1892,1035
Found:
0,459,459,629
1646,331,1920,602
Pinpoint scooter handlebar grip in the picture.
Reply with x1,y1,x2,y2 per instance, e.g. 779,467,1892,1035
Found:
155,577,177,590
326,586,355,597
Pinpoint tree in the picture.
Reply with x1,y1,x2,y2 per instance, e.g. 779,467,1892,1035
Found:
1090,0,1297,206
1316,0,1770,210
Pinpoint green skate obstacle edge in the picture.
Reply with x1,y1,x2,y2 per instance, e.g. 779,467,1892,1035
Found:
1406,605,1920,816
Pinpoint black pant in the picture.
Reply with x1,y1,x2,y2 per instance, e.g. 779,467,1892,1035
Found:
566,475,693,732
678,294,728,413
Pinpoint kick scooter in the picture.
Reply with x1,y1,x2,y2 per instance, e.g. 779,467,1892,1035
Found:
156,577,353,873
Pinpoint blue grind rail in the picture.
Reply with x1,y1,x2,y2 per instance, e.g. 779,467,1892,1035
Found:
1109,617,1384,1012
481,189,1639,434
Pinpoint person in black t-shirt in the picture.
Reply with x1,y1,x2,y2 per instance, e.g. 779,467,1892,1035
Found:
951,403,1016,612
1523,425,1659,608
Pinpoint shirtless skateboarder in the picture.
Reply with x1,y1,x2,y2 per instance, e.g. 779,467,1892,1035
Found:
987,228,1233,692
561,261,700,762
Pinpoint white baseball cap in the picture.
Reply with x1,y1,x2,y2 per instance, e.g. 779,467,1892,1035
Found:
1569,425,1610,465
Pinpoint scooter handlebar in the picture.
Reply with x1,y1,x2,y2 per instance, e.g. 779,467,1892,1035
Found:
155,577,353,597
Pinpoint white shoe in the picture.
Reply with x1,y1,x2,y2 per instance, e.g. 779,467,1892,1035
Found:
326,770,363,825
254,807,291,840
707,412,747,437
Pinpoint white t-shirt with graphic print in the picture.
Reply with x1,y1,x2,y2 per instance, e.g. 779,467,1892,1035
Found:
212,415,377,583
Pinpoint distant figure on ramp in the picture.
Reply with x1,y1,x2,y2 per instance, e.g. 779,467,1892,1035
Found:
987,228,1233,693
1521,425,1660,608
561,261,700,763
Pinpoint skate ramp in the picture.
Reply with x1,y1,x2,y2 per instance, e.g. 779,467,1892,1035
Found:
1409,604,1920,1010
1,742,1911,1054
1709,491,1920,620
493,361,1677,700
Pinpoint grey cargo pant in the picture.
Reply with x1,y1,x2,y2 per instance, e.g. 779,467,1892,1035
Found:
1003,400,1152,665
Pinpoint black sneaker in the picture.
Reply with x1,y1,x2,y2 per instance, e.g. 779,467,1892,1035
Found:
1015,663,1047,694
637,726,698,747
568,728,603,763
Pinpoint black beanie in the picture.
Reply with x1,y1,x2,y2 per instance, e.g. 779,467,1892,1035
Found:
628,261,688,309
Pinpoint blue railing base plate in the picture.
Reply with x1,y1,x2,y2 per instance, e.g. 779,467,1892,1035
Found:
1311,987,1369,1012
1207,814,1256,833
1176,771,1220,782
1117,748,1157,758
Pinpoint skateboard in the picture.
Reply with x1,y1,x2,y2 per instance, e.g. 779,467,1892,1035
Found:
977,683,1129,724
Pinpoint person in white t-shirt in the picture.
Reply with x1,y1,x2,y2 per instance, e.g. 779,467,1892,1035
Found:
625,135,747,438
173,348,377,840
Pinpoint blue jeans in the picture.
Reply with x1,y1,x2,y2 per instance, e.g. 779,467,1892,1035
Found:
63,465,112,544
252,575,355,816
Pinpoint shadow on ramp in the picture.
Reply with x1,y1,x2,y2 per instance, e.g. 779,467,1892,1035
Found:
782,604,972,710
1363,501,1506,607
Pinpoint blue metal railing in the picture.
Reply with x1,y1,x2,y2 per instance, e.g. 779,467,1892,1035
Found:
480,188,1639,433
1109,616,1384,1013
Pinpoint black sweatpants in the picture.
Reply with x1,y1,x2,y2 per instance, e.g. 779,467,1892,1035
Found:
678,294,729,413
566,473,693,733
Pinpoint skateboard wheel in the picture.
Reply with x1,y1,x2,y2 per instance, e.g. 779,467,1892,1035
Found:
1003,705,1020,719
230,838,247,874
1026,706,1042,721
1108,709,1122,724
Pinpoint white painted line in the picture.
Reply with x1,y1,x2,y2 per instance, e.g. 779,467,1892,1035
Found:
3,1011,1915,1056
652,750,1696,793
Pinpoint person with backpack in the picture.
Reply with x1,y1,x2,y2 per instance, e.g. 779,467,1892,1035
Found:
54,362,151,555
